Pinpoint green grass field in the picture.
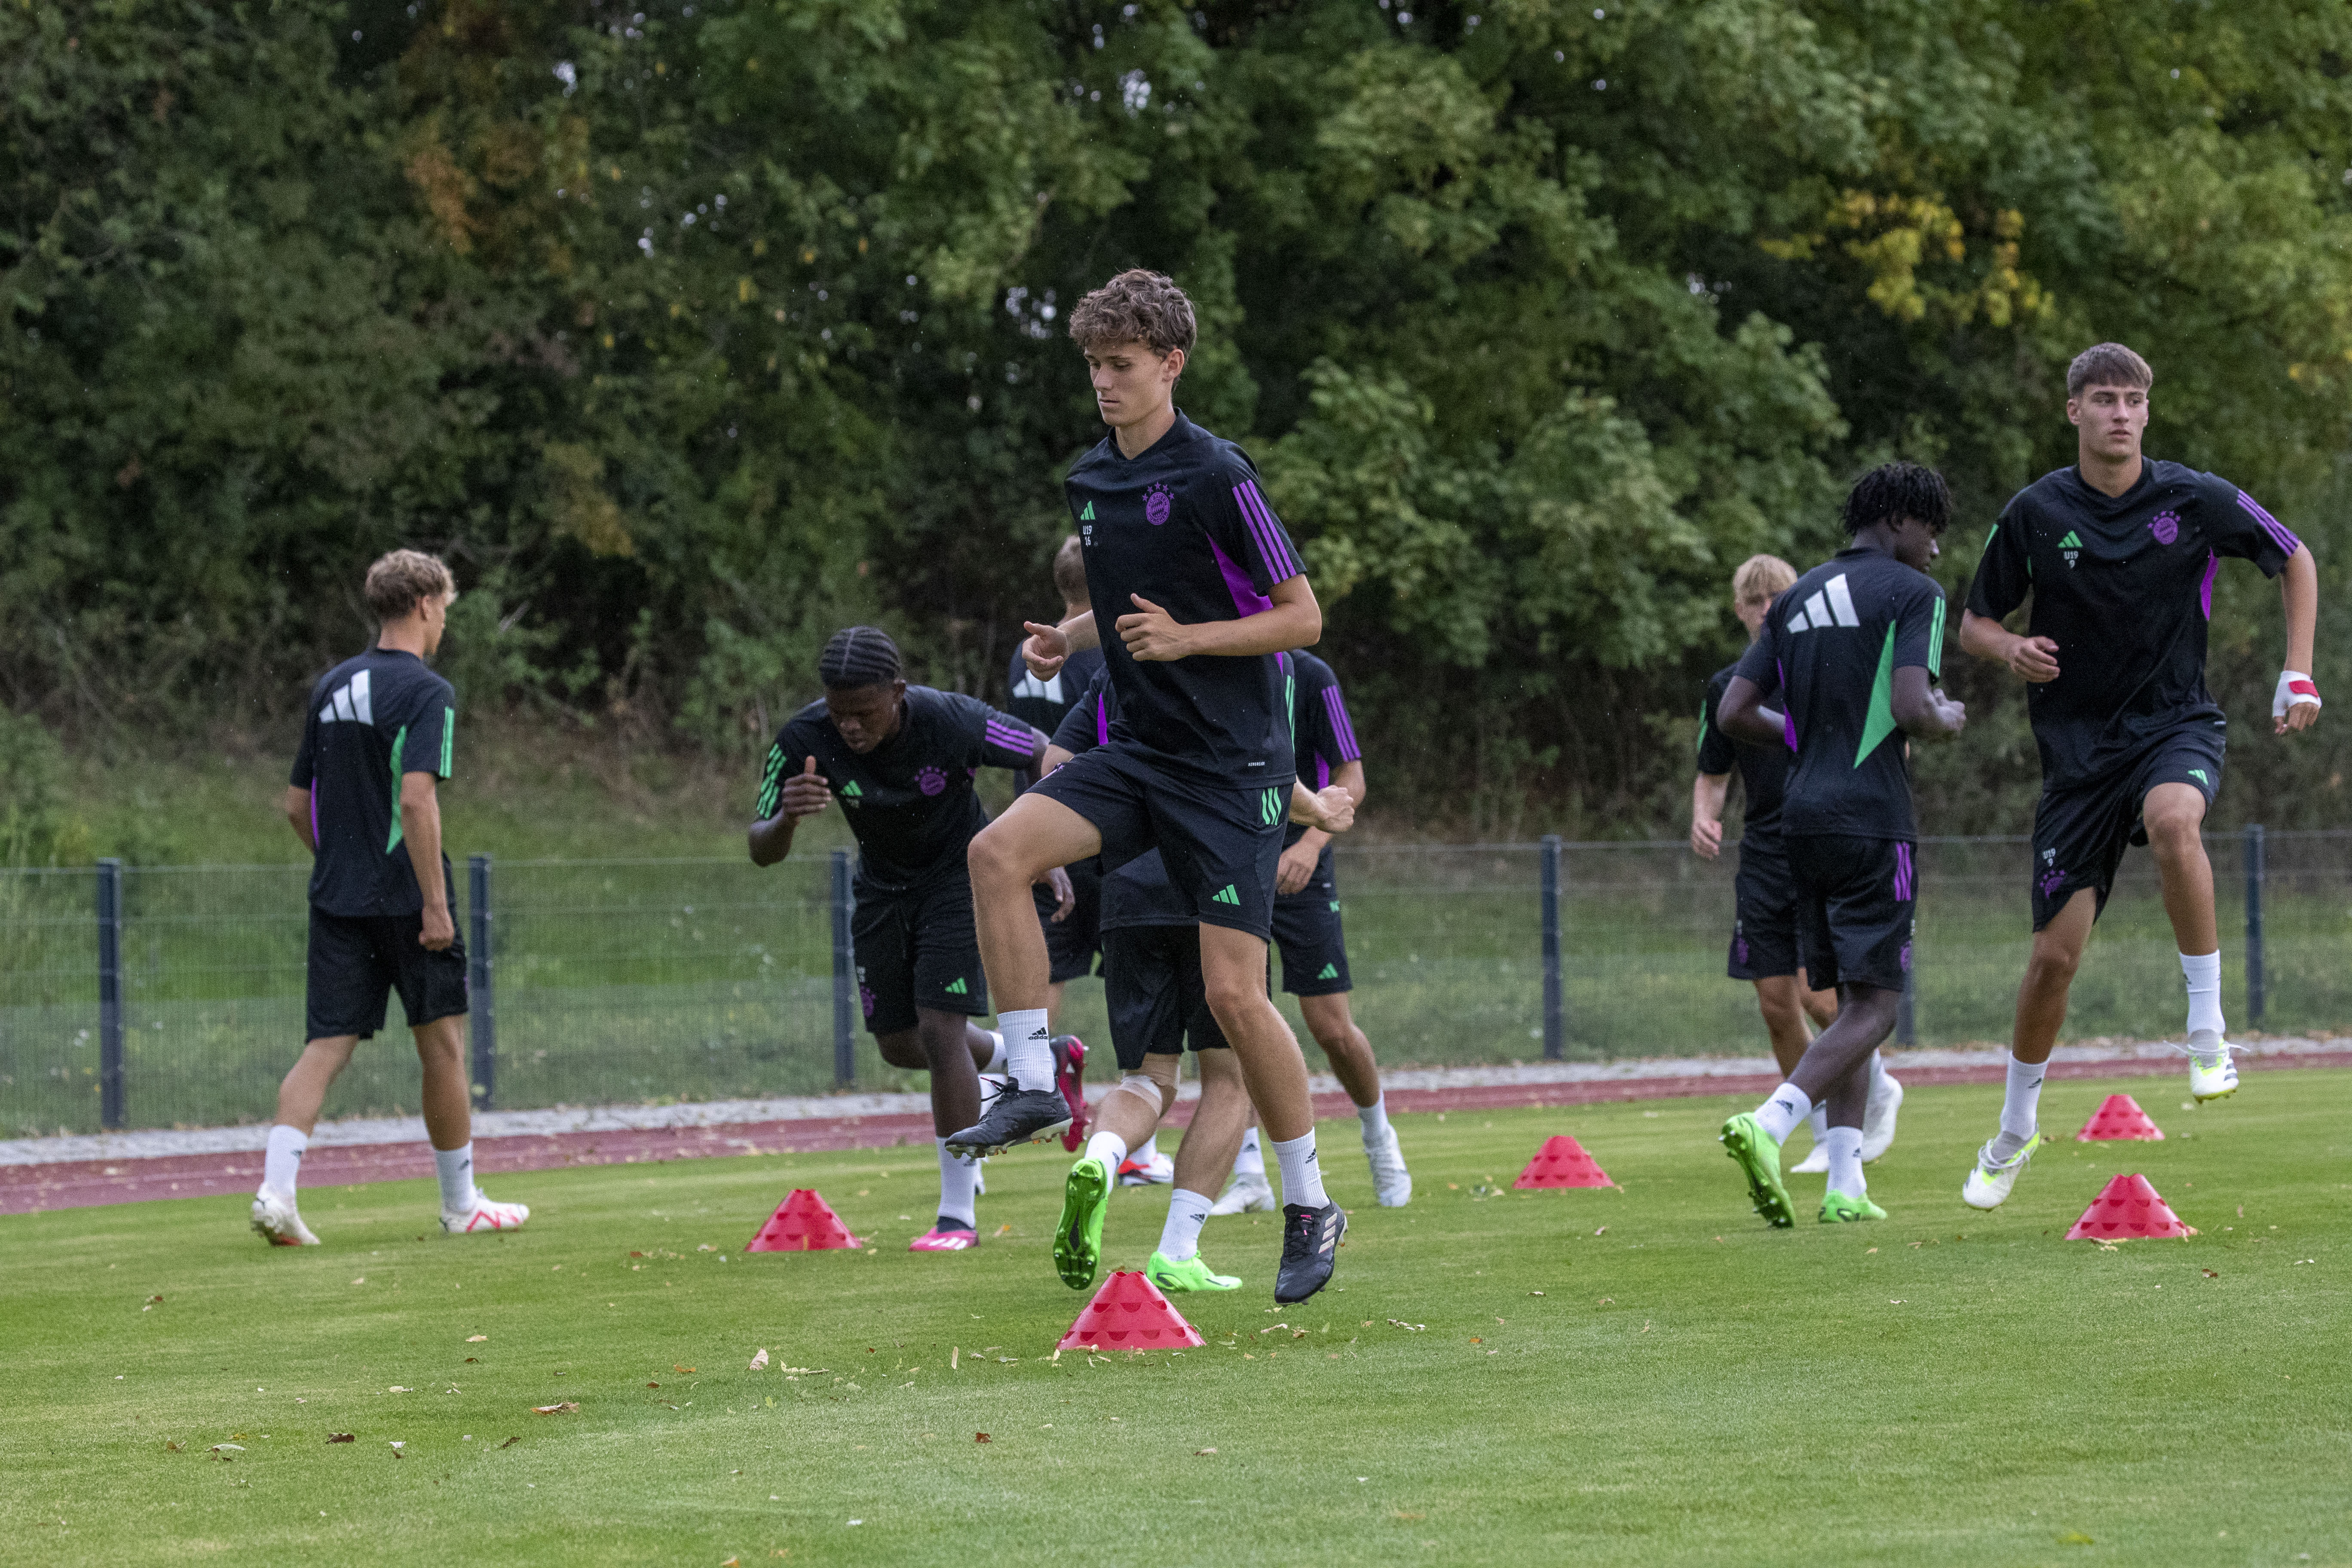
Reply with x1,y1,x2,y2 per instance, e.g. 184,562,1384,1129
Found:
4,1075,2347,1566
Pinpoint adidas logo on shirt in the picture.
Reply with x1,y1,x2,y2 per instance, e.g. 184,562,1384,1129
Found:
944,978,969,996
840,781,862,799
1782,574,1861,634
1211,885,1241,906
1079,501,1096,521
317,670,376,725
2058,529,2082,568
1011,670,1066,704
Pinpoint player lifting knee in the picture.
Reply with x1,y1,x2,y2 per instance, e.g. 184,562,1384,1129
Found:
955,268,1349,1303
252,551,527,1246
1715,464,1967,1226
748,627,1083,1253
1955,344,2321,1209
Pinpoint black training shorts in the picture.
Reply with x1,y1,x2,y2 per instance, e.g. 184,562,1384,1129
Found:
1101,924,1232,1072
1272,848,1351,996
1033,855,1104,983
305,906,469,1042
1785,834,1916,995
1727,833,1804,982
852,871,987,1036
1029,744,1287,941
2029,722,2226,931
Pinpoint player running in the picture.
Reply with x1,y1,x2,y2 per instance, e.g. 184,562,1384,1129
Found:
955,268,1348,1305
1692,556,1900,1173
1715,464,1967,1226
252,550,527,1246
1040,673,1358,1294
1955,343,2321,1209
749,627,1084,1253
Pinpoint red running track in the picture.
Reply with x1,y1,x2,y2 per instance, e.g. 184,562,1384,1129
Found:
7,1050,2346,1216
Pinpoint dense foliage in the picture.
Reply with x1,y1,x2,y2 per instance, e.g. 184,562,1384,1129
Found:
5,0,2349,846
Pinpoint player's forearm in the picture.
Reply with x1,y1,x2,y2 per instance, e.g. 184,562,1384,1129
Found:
1957,609,2014,662
1183,593,1320,658
1718,679,1782,749
1059,611,1099,652
1692,773,1730,827
2281,545,2318,673
747,815,796,867
1332,758,1367,810
401,780,449,914
283,786,315,852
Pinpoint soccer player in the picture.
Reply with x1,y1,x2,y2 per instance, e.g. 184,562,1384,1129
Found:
1955,343,2321,1209
1715,464,1967,1226
252,550,527,1246
955,268,1348,1305
1006,533,1111,1034
1041,672,1357,1293
1692,556,1901,1173
750,626,1084,1253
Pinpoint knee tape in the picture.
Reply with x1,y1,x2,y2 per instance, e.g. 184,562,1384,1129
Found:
1114,1059,1178,1113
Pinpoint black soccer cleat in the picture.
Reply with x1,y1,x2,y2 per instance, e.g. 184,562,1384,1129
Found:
943,1080,1072,1158
1274,1201,1346,1304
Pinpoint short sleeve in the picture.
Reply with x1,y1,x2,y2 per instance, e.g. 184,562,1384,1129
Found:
2206,477,2299,577
1894,576,1947,678
1202,454,1307,604
1695,670,1737,775
755,736,790,819
974,700,1042,772
398,680,456,780
1966,505,2033,621
291,690,322,789
1052,673,1110,755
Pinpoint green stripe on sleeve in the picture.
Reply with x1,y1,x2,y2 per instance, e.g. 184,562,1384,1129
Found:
440,707,454,776
1927,596,1947,679
386,724,408,852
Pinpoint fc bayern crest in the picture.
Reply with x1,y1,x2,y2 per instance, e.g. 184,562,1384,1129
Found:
2150,511,2180,545
916,766,947,796
1144,485,1173,525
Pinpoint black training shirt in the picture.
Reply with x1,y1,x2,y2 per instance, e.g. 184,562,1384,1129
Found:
762,687,1040,892
1697,661,1789,843
1966,461,2298,787
290,647,457,917
1005,644,1105,792
1734,548,1947,841
1064,411,1303,786
1050,672,1191,929
1283,651,1362,854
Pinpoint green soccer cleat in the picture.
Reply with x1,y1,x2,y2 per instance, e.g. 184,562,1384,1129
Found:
1053,1155,1112,1291
1720,1112,1795,1228
1962,1133,2041,1211
1819,1189,1887,1222
1145,1249,1241,1292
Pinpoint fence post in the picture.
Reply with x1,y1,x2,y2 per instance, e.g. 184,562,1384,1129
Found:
1540,835,1564,1061
830,849,855,1085
2244,823,2266,1027
97,858,126,1131
468,854,496,1111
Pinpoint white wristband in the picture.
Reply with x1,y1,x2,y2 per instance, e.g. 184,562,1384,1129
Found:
2273,670,2321,718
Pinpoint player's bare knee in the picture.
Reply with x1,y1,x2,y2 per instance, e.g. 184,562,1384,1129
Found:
873,1030,927,1071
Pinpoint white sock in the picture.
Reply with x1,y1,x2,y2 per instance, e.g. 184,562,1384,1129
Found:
1988,1055,2046,1162
1822,1125,1865,1197
1807,1104,1829,1145
433,1144,478,1214
1085,1130,1129,1171
263,1125,307,1196
1234,1125,1264,1177
2180,951,2226,1045
1358,1095,1391,1144
1753,1083,1812,1145
1271,1130,1329,1210
999,1008,1054,1093
1158,1189,1213,1262
980,1030,1007,1074
935,1138,977,1228
1132,1133,1160,1167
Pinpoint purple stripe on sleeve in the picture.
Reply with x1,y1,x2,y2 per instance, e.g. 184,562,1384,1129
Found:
2200,550,2220,622
1235,482,1301,580
1323,687,1362,761
1206,535,1273,617
1777,660,1797,752
1317,755,1330,789
985,721,1030,756
2237,491,2302,559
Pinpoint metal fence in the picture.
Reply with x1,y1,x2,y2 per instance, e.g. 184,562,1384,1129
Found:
3,831,2348,1137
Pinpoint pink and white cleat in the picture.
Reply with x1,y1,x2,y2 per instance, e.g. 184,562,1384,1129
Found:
251,1187,321,1246
440,1191,530,1234
907,1222,979,1253
1053,1035,1090,1152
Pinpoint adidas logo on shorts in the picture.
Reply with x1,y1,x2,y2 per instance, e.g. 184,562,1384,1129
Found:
1317,962,1339,980
944,978,968,995
1210,885,1241,906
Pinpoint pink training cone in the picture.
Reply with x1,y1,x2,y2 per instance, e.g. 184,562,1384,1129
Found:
2064,1173,2196,1241
1056,1270,1206,1352
1513,1134,1614,1189
744,1188,861,1252
2076,1093,2165,1142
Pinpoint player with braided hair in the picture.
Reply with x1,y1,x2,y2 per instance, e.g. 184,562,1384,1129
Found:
750,627,1087,1251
